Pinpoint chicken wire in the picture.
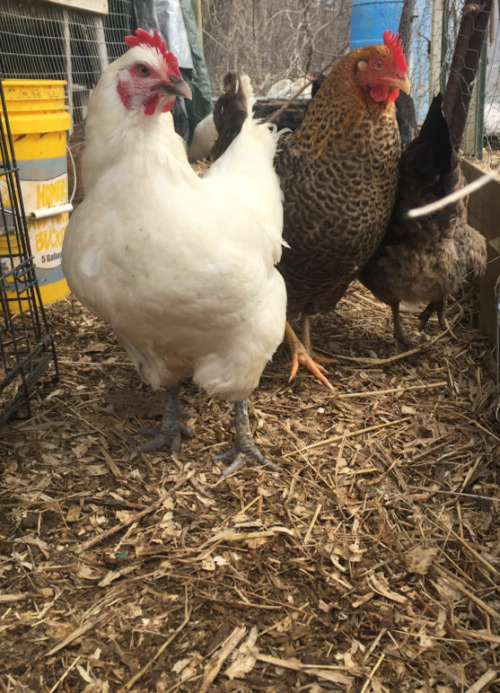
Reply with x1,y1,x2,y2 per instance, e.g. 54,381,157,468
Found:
201,0,500,161
0,75,58,424
0,0,497,154
411,0,499,159
0,0,133,128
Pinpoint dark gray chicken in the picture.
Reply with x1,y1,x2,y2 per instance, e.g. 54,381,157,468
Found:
211,71,250,161
395,91,417,145
359,93,487,345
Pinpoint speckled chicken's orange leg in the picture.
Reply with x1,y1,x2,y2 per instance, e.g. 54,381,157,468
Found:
300,314,338,366
285,321,334,391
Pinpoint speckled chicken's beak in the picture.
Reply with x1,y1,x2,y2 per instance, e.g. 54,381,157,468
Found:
159,76,192,100
393,76,411,94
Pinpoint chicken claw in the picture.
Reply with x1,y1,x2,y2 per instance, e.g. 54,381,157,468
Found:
130,385,192,460
285,321,335,391
419,299,445,332
216,401,278,476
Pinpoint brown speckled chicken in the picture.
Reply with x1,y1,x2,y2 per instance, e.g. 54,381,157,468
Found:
359,94,487,345
275,31,410,386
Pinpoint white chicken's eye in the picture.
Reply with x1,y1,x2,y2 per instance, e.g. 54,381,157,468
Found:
373,60,384,71
137,64,150,77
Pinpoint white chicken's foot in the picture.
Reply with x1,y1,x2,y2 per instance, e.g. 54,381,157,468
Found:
130,385,192,460
216,400,278,477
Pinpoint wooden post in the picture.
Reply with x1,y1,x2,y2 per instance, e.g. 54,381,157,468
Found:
429,0,444,103
95,16,109,73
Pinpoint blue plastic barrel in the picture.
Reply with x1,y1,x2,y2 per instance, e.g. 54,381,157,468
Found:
350,0,404,49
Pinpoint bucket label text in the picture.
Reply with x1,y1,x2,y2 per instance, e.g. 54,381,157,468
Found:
21,174,68,214
29,212,69,269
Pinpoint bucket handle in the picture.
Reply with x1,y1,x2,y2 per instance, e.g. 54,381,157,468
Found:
67,142,78,205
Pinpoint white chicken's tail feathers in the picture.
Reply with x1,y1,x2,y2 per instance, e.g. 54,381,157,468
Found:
239,74,255,119
240,114,282,157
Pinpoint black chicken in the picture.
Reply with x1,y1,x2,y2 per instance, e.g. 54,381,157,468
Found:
359,94,487,345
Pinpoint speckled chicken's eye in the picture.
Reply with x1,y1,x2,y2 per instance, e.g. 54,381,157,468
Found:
373,60,384,71
137,64,150,77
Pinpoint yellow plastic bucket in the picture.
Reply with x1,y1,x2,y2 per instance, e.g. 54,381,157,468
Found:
0,79,72,311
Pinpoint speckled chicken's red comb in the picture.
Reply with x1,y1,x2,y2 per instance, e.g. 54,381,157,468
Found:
124,29,180,74
383,30,407,74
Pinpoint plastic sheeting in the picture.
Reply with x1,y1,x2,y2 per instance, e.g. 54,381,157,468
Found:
133,0,193,68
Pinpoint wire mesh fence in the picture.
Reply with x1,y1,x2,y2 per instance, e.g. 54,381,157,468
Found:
0,0,133,127
201,0,500,162
0,0,498,157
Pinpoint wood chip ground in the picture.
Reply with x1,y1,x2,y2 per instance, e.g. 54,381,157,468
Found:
1,281,499,693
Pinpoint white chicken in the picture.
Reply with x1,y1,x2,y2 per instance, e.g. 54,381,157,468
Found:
187,112,217,162
62,29,287,476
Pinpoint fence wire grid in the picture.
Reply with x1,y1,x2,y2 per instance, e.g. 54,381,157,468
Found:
0,0,498,152
201,0,500,161
0,0,133,127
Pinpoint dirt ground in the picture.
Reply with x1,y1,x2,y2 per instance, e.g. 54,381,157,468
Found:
1,283,499,693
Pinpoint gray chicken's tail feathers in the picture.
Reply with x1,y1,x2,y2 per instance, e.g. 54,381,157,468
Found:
211,71,255,162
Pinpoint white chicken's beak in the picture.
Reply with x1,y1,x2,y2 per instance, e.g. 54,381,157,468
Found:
157,76,192,100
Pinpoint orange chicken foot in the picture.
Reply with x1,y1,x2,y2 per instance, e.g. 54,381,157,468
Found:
216,400,278,476
130,385,192,459
285,319,335,391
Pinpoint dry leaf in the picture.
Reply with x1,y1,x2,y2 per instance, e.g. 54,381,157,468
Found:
66,505,82,523
225,626,259,679
368,574,407,604
405,546,438,575
245,537,268,549
98,570,122,587
86,464,108,477
82,341,109,353
202,556,216,571
77,564,105,581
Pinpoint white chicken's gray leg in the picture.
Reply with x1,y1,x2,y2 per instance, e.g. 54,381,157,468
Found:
131,385,192,459
217,400,278,477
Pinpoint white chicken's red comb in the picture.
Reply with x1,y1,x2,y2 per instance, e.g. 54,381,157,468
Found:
383,30,407,74
124,29,181,75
